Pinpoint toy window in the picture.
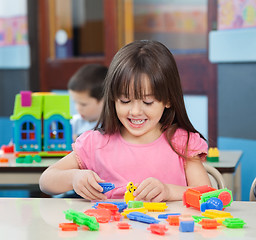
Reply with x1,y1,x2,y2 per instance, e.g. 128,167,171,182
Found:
21,121,36,140
49,121,64,140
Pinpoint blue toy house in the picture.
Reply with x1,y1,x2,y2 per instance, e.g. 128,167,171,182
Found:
10,91,72,156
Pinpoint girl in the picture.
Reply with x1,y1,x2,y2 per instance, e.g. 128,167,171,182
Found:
39,40,211,202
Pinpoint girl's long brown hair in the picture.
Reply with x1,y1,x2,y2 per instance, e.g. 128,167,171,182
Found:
96,40,206,159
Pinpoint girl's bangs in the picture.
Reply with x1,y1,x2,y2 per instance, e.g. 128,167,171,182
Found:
112,70,165,102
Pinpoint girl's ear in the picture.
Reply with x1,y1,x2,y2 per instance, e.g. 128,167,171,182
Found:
165,102,171,108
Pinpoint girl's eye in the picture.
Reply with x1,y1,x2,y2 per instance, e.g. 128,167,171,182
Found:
143,101,153,105
120,99,130,104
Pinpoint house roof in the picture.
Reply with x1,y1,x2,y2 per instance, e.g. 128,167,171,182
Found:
10,93,43,120
43,94,72,120
10,93,72,120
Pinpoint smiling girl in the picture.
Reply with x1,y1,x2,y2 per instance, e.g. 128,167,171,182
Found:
39,40,211,201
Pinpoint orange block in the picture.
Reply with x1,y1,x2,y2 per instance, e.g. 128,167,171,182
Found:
183,185,217,210
198,219,221,229
0,158,8,163
117,222,131,229
167,215,180,226
59,223,78,231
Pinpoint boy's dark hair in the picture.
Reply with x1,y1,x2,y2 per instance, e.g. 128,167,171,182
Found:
68,64,108,101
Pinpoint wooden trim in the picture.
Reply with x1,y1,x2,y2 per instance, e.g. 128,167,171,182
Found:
48,0,56,58
27,0,40,91
124,0,134,44
38,0,50,91
175,55,209,94
104,0,118,65
117,0,124,49
207,0,218,147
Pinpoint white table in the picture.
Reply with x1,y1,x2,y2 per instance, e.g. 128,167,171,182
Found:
207,151,242,200
0,198,255,240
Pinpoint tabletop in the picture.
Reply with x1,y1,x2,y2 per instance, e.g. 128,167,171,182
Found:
0,198,255,240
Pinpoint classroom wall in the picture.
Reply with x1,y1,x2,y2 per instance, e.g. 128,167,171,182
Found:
217,63,256,201
0,0,30,145
218,63,256,140
0,70,29,145
0,70,29,116
209,0,256,201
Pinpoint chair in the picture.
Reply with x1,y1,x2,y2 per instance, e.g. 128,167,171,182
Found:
249,178,256,201
203,163,225,189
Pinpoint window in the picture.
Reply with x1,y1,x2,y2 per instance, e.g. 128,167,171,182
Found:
21,121,36,141
49,121,64,140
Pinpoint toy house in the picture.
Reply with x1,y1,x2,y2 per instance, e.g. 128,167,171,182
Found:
10,91,72,156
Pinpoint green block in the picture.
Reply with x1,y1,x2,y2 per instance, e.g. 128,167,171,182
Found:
23,155,33,164
16,157,24,163
206,156,219,162
128,201,144,208
33,155,42,163
222,218,246,228
64,209,99,231
200,188,233,208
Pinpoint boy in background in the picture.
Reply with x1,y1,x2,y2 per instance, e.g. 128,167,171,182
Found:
68,64,108,141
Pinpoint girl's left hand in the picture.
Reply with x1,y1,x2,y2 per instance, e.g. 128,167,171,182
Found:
133,177,169,202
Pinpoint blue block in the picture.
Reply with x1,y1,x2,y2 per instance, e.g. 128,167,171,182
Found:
127,212,159,224
200,197,223,212
98,182,115,193
179,221,194,232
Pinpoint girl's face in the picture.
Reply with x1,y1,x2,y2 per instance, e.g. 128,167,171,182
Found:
115,75,170,144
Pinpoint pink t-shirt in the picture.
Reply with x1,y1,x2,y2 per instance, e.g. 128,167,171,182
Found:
73,128,207,199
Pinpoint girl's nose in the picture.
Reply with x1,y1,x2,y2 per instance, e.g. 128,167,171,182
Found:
129,101,143,116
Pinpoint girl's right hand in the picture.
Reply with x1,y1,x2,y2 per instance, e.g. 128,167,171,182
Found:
72,170,107,200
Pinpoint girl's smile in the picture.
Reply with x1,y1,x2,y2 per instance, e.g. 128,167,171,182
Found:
128,118,147,128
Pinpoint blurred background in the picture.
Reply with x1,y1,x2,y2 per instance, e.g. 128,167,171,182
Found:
0,0,255,200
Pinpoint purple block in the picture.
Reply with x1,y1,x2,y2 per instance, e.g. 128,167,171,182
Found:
21,91,32,107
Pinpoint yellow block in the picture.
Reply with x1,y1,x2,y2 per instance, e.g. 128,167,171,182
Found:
202,209,233,219
121,207,148,217
143,202,168,212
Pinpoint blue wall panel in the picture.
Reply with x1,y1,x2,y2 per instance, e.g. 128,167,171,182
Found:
209,28,256,63
218,137,256,201
0,117,12,145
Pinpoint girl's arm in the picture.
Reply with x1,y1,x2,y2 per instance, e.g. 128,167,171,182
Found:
165,157,211,201
39,151,106,200
134,156,211,202
185,155,211,187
